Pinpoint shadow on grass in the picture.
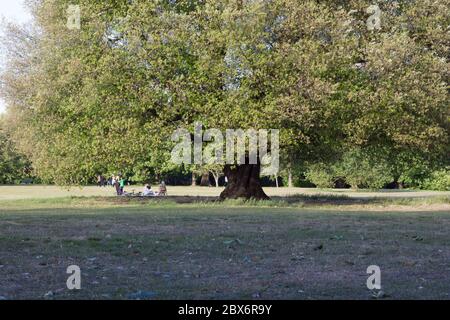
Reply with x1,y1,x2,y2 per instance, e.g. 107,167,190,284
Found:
107,193,449,207
0,194,448,213
1,201,450,299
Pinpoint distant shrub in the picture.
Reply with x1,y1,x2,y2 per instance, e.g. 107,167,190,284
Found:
334,149,393,189
293,179,316,188
398,159,432,188
421,169,450,191
304,163,335,188
302,149,447,191
305,149,394,189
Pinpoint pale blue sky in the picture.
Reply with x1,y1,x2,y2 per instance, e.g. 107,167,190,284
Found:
0,0,33,113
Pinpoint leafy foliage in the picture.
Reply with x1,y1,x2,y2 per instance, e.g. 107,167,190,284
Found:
0,118,33,184
0,0,448,188
421,169,450,191
334,149,393,189
304,163,336,189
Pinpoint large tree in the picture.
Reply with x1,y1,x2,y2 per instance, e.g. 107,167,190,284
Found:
1,0,448,198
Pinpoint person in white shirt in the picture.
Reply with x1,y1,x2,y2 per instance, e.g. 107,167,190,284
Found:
142,184,155,196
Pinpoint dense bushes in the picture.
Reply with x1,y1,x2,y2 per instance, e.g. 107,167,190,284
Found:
421,169,450,191
304,149,392,189
302,149,447,190
304,164,335,188
0,124,33,184
334,149,393,189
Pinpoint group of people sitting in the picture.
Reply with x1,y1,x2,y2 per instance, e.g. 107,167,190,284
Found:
141,182,167,197
97,174,167,197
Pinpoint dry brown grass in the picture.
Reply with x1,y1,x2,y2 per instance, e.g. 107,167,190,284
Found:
1,195,449,300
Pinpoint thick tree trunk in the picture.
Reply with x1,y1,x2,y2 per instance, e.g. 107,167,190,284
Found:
220,163,269,200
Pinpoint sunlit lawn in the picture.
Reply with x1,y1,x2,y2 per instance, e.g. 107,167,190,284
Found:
0,185,448,201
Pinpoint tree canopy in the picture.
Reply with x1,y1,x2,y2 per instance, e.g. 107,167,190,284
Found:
1,0,448,196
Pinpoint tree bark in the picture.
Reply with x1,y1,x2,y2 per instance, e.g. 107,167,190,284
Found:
220,162,269,200
191,172,197,186
212,173,219,187
200,172,210,186
288,167,293,188
392,177,404,189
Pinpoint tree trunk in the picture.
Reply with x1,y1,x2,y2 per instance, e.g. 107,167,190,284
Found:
191,172,197,186
392,176,404,189
220,162,269,200
210,171,219,188
288,167,293,188
200,172,210,186
214,175,219,187
275,175,279,188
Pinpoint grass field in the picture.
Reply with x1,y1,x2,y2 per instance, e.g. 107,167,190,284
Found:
0,186,449,300
0,185,449,200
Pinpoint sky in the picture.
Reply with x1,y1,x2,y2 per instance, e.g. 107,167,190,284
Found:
0,0,33,113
